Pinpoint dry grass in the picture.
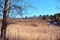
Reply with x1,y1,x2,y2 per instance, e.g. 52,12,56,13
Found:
0,19,60,40
6,24,60,40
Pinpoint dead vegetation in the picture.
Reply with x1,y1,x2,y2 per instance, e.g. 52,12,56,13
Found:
0,19,60,40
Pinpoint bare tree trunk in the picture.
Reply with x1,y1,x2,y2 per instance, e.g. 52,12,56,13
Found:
1,0,8,40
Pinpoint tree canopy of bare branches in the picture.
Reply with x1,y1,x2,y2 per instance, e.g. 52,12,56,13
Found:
0,0,35,40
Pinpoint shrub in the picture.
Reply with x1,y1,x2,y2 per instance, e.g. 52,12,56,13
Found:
42,15,47,20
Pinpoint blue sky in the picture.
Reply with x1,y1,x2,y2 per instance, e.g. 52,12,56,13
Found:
1,0,60,18
23,0,60,17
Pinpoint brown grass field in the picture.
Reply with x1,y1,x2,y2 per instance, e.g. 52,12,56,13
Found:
0,19,60,40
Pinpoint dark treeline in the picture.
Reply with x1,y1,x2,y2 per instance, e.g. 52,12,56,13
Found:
25,15,51,19
24,13,60,26
51,13,60,25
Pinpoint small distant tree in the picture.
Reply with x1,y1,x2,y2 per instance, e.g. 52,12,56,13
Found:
42,15,47,20
50,15,53,19
39,15,42,17
42,15,50,20
38,15,42,19
25,16,28,19
34,15,36,18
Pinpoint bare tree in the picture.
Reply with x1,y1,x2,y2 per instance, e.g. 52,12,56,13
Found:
1,0,8,40
0,0,35,40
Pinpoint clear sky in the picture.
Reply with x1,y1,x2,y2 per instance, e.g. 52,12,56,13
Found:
23,0,60,17
0,0,60,18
